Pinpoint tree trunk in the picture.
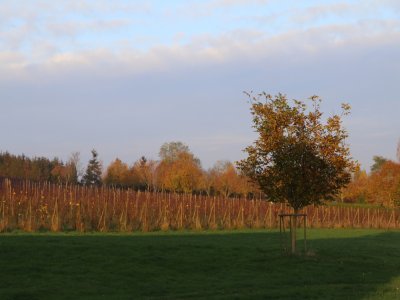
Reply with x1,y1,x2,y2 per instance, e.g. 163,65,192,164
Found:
291,208,298,254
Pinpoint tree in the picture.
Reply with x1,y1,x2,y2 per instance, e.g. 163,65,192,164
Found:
156,143,202,193
199,169,214,196
367,161,400,207
238,93,356,253
371,156,388,173
343,158,400,206
342,166,368,203
0,152,73,182
131,156,157,191
395,180,400,207
159,141,190,162
211,161,241,197
156,152,202,193
397,139,400,163
51,153,81,184
50,162,69,183
67,152,82,184
82,150,102,186
104,158,130,187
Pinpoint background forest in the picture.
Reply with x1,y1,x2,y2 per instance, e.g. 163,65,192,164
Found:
0,142,257,198
1,140,400,207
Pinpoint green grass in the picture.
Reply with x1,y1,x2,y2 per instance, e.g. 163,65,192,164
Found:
1,229,400,299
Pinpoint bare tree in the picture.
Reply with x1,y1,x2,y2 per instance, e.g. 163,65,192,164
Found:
397,139,400,163
68,152,83,183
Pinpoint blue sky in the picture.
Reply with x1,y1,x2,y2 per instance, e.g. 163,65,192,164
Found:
1,0,399,170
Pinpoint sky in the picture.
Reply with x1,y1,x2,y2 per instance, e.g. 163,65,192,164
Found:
1,0,399,171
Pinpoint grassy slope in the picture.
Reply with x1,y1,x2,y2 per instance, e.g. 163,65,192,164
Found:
0,229,400,299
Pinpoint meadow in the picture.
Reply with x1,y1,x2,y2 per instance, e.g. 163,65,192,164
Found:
1,229,400,299
2,179,400,299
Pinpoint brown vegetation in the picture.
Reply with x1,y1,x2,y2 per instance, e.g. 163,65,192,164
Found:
1,178,399,233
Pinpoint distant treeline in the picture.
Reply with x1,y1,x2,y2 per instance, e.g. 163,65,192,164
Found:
343,156,400,207
0,152,78,184
0,142,259,198
2,146,399,206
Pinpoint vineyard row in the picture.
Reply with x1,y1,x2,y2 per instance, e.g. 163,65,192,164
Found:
0,179,398,232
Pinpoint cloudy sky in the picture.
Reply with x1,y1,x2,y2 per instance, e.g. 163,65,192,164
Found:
1,0,399,170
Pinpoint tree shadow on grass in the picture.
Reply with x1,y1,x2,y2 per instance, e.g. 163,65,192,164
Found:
0,230,400,299
283,230,400,300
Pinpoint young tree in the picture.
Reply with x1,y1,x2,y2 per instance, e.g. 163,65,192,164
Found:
82,149,102,186
238,93,356,252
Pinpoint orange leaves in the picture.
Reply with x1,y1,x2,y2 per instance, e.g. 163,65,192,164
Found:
368,161,400,206
343,161,400,207
156,152,203,194
100,145,257,198
132,157,157,190
238,92,356,210
341,103,351,116
103,158,130,187
210,161,241,197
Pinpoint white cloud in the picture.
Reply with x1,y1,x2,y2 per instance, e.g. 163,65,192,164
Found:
46,19,132,37
0,51,26,68
209,0,270,8
1,17,399,82
178,0,270,18
1,0,399,70
1,18,399,170
0,1,150,58
291,2,354,24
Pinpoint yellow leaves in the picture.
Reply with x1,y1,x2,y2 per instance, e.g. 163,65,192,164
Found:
210,161,242,197
239,92,355,210
157,152,203,194
341,103,351,116
104,158,130,186
344,161,400,207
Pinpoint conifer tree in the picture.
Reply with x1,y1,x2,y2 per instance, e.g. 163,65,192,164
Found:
82,149,102,186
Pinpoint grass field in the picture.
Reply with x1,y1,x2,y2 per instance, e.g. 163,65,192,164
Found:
1,229,400,299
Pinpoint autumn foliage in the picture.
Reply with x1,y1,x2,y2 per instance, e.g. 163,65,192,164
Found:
238,93,356,212
343,160,400,207
102,142,258,197
0,142,258,198
0,152,79,184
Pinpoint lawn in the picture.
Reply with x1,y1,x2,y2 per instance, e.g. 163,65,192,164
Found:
1,229,400,299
